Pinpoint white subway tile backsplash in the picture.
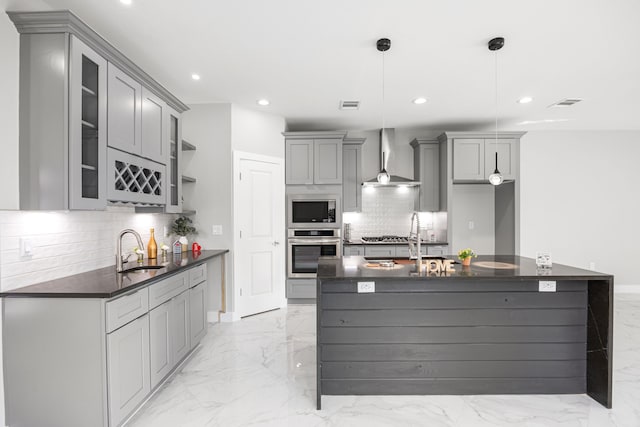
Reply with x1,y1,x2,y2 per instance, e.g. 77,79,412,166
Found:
0,209,177,291
343,187,447,240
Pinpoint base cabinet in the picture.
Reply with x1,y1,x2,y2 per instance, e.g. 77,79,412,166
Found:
107,314,151,427
189,281,207,347
2,262,210,427
149,300,172,388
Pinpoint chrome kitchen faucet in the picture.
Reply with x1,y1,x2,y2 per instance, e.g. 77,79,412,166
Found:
116,229,145,272
408,212,422,271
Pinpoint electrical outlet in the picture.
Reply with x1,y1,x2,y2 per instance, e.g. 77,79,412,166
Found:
19,238,33,257
212,225,223,235
468,221,474,230
357,281,375,293
539,281,557,292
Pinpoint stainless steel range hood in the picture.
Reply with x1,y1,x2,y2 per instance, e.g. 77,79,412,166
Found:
363,128,420,187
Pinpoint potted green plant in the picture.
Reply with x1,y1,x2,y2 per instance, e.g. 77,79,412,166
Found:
457,248,477,267
171,216,196,252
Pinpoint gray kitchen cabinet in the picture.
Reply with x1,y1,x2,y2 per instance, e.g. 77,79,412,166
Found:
343,245,365,256
165,107,183,213
107,314,151,427
190,281,207,347
364,246,395,257
172,290,191,363
283,131,347,185
453,139,485,181
314,139,343,184
286,139,314,184
9,10,189,210
342,138,365,212
427,245,448,256
12,32,108,210
395,245,411,258
108,63,142,155
149,300,172,389
484,138,517,180
453,138,517,182
141,88,167,164
411,139,440,211
286,278,316,299
189,263,207,346
107,148,166,205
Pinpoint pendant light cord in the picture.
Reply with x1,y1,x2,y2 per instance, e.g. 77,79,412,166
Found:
382,49,386,169
495,49,498,153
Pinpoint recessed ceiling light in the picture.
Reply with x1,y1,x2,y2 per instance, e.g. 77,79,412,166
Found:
257,99,270,106
517,96,533,104
120,0,132,5
412,97,427,105
191,74,200,81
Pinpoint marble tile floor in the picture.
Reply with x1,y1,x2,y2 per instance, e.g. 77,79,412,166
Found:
128,294,640,427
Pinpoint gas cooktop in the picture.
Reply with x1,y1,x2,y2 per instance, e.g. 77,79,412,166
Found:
361,235,409,243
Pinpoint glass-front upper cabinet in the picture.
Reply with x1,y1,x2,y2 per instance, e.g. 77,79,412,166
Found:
165,107,182,213
69,35,107,209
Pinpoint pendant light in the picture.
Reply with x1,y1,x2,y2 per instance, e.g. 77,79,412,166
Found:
376,38,391,185
488,37,504,186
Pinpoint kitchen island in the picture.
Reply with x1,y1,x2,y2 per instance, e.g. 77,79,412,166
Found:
316,255,613,409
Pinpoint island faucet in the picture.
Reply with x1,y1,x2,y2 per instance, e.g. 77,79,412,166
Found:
116,229,145,272
408,212,422,271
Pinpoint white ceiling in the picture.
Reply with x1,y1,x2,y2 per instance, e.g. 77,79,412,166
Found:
10,0,640,131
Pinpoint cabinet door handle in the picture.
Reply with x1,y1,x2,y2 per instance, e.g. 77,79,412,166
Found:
273,241,280,246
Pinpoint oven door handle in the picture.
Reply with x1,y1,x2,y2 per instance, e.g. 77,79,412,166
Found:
288,238,341,244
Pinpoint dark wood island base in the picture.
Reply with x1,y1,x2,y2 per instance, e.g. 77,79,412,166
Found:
316,255,613,410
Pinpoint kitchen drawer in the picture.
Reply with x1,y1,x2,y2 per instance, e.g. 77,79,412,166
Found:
286,279,316,299
189,263,207,288
364,246,395,257
343,245,364,256
106,287,149,333
427,245,448,256
395,245,411,258
149,272,188,309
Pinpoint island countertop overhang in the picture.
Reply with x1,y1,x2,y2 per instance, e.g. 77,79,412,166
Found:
317,255,612,281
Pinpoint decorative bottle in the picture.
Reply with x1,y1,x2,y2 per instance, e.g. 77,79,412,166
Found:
147,228,157,259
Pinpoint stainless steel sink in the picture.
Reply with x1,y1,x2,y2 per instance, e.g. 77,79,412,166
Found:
118,265,165,274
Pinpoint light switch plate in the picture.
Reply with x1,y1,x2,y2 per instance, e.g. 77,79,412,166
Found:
19,238,33,257
539,281,557,292
357,281,375,293
212,225,223,235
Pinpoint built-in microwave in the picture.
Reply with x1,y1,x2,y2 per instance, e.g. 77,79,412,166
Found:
287,194,340,229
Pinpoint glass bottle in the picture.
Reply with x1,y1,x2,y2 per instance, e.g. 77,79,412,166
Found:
147,228,157,259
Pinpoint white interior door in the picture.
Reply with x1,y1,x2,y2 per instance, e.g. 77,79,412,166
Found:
234,152,285,317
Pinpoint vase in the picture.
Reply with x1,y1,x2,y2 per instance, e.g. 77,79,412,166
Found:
461,257,471,266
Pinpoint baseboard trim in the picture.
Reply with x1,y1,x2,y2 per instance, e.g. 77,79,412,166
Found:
615,285,640,294
219,310,240,322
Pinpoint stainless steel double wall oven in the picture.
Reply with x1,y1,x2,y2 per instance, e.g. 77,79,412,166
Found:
287,194,341,279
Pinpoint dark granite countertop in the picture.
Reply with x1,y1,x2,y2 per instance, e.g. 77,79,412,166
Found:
343,240,448,246
0,249,228,299
318,255,612,280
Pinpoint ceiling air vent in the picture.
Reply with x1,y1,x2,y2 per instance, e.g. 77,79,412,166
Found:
548,98,582,107
339,100,360,110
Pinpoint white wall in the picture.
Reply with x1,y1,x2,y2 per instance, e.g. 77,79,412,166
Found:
182,103,285,316
231,104,285,158
520,130,640,287
451,184,495,254
181,103,232,313
0,0,19,210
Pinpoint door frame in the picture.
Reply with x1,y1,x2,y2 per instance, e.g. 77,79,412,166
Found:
232,150,286,318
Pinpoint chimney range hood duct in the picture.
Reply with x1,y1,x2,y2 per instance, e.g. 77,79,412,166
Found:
363,128,421,187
